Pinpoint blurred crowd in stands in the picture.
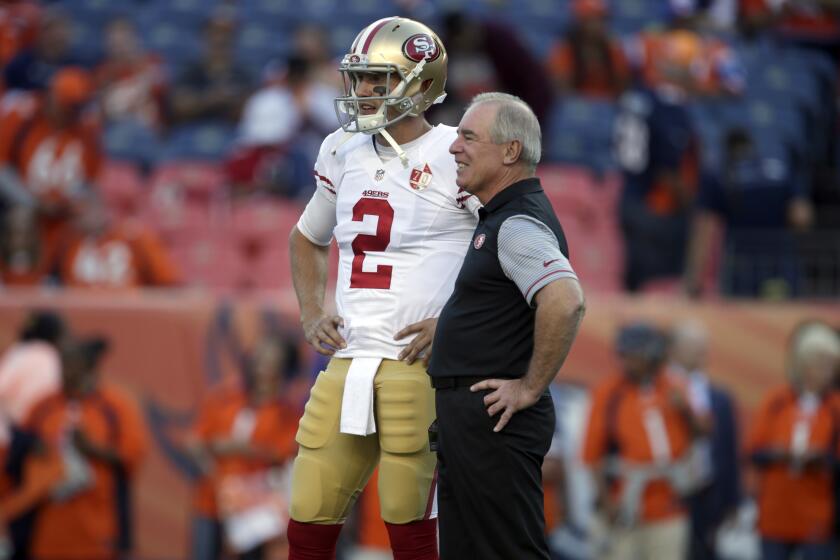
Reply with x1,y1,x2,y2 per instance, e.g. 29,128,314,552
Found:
0,0,836,297
0,309,308,560
1,309,839,560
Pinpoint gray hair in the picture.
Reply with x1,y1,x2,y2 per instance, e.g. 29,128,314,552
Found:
788,321,840,381
466,92,541,171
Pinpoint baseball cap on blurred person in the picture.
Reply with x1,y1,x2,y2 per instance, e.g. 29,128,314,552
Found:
616,322,668,362
49,67,93,107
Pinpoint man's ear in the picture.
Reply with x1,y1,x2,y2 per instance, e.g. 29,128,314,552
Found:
502,139,523,166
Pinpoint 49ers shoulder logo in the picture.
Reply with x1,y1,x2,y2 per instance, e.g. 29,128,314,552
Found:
403,34,440,62
409,163,432,191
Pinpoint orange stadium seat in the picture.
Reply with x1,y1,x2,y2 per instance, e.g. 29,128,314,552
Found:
540,165,624,293
229,201,302,292
98,160,145,219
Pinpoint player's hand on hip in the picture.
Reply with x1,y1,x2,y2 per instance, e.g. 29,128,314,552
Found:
303,314,346,355
470,378,540,433
394,318,437,367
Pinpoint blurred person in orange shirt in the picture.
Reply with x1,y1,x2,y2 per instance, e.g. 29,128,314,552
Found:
54,192,181,289
0,310,66,560
187,335,302,560
748,321,840,560
615,32,705,291
584,323,702,560
23,335,149,560
546,0,630,100
0,206,55,287
0,66,101,248
632,28,744,96
95,18,167,134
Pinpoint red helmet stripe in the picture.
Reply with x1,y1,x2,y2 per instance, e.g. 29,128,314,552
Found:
361,17,394,54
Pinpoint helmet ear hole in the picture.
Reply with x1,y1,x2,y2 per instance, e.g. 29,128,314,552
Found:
420,78,433,92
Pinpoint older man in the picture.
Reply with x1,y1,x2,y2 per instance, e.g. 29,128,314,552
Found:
428,92,586,560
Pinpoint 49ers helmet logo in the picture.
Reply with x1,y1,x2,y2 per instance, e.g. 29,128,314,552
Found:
403,34,440,62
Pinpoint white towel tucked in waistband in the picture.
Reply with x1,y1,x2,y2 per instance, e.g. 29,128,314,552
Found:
340,357,382,436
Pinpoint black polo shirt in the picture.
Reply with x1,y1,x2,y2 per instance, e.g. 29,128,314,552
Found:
428,177,569,379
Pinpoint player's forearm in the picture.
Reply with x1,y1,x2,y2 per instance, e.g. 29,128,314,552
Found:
290,226,330,322
522,280,585,396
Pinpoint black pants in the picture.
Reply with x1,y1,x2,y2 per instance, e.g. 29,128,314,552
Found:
435,385,555,560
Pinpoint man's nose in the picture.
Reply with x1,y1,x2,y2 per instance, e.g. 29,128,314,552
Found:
449,138,462,154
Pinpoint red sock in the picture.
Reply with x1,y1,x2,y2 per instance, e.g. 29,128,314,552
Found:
385,519,439,560
287,519,343,560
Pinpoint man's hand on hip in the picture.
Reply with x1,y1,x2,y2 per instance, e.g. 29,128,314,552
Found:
394,318,437,366
470,378,541,433
302,314,346,355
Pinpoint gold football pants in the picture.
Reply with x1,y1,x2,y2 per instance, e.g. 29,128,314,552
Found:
289,358,437,524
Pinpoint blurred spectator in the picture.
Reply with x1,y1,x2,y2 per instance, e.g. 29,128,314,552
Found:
170,9,255,125
546,0,630,100
0,1,41,69
544,381,596,560
54,192,181,289
670,0,739,31
434,11,552,125
0,309,65,559
188,380,240,560
292,24,342,91
225,55,336,201
583,323,701,560
95,18,167,134
741,0,840,57
0,310,65,448
3,5,79,92
0,66,101,249
632,29,744,96
0,206,53,286
683,128,813,298
23,335,149,560
747,321,840,559
187,335,301,560
615,32,703,291
669,320,741,560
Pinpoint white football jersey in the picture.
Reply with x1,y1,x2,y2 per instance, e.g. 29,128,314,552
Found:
296,125,479,359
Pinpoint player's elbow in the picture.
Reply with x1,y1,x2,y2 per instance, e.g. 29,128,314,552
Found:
537,279,586,321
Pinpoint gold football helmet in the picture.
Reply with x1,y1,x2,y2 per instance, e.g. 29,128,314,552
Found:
334,17,447,137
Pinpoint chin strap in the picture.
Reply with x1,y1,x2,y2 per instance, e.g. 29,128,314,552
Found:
330,128,409,167
378,128,409,167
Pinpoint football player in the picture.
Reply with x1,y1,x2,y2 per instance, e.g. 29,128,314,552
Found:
287,16,479,560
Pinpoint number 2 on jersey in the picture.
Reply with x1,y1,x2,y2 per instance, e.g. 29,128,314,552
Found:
350,198,394,289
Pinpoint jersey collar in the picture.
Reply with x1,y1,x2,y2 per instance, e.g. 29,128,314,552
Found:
479,177,543,218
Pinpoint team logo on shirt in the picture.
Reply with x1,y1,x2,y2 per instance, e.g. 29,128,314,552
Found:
474,233,486,249
409,163,432,191
375,169,385,181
